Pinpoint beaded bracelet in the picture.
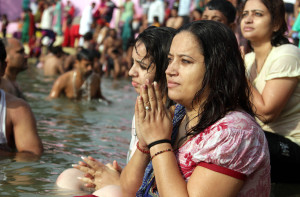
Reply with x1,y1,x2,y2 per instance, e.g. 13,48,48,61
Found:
136,141,150,154
151,148,173,160
147,139,172,150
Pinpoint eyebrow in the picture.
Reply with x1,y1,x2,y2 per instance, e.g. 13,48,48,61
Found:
169,53,196,61
136,60,148,66
243,9,264,12
16,48,24,53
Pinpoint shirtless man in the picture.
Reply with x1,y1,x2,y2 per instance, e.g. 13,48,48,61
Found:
0,40,43,159
101,28,124,79
49,49,107,101
1,38,28,99
43,46,65,76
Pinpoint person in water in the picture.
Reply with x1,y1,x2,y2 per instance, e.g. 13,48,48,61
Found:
0,39,43,159
49,48,107,101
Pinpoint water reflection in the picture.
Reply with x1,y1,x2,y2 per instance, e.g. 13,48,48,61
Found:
0,65,136,196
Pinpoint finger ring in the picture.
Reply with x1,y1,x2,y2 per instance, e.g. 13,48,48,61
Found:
145,106,150,110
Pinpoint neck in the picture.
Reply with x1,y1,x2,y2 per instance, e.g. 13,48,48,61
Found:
251,41,272,73
184,105,201,130
251,40,272,59
4,69,18,82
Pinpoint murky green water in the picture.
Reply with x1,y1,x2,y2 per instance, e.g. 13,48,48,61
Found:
0,62,136,196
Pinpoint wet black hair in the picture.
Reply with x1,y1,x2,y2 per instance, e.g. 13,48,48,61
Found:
175,20,254,139
76,48,93,62
0,39,7,76
239,0,289,46
206,0,236,24
91,49,101,59
49,46,63,56
134,26,176,108
83,32,93,41
0,39,6,63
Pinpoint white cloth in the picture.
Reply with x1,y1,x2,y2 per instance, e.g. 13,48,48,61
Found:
30,1,38,15
147,0,165,24
0,89,7,145
283,0,296,4
40,6,54,30
79,5,93,36
127,115,138,163
178,0,191,16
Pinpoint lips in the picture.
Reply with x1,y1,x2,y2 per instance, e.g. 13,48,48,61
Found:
131,81,139,88
243,26,254,32
167,80,180,88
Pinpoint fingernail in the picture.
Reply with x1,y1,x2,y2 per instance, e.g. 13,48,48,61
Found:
81,156,86,160
72,164,78,167
153,81,157,87
77,177,82,180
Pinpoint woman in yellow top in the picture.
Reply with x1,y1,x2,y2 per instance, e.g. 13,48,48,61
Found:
240,0,300,182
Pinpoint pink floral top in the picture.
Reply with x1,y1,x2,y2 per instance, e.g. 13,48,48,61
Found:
174,110,271,196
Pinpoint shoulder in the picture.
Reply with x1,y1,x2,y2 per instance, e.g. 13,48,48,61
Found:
6,93,32,115
56,71,72,82
273,44,300,57
200,111,263,145
187,111,269,174
268,44,300,63
90,73,101,83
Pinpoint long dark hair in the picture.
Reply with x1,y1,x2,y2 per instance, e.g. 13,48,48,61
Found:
239,0,289,46
134,26,176,107
176,20,254,139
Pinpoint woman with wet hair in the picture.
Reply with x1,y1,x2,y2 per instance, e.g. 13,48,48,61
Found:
120,20,270,196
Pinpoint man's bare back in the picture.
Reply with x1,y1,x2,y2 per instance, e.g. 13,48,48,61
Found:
43,55,65,76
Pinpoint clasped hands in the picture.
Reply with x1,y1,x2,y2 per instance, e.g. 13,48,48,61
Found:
73,156,122,190
135,79,173,149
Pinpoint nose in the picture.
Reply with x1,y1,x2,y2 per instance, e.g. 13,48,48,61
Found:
165,59,178,76
128,63,137,77
244,14,253,23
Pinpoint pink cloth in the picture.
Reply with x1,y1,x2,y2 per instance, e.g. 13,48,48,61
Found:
175,111,271,196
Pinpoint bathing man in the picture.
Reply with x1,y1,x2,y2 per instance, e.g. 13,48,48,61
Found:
0,40,43,159
1,38,28,99
49,48,108,101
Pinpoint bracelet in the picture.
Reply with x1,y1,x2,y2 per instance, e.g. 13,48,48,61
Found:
151,148,173,160
147,139,171,149
136,141,150,154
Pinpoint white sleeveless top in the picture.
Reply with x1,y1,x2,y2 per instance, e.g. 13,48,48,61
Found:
0,89,7,145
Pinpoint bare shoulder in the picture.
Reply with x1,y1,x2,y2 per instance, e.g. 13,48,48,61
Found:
54,71,73,84
5,93,32,116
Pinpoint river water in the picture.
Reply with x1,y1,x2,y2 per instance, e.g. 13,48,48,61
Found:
0,61,136,197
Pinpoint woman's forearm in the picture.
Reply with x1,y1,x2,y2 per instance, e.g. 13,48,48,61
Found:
120,150,150,196
151,143,188,197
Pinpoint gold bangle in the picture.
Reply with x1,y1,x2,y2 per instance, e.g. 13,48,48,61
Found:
151,148,173,160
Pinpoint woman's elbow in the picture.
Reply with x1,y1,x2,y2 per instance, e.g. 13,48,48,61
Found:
255,111,281,123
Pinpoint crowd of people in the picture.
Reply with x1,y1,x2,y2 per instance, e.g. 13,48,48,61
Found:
0,0,300,196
